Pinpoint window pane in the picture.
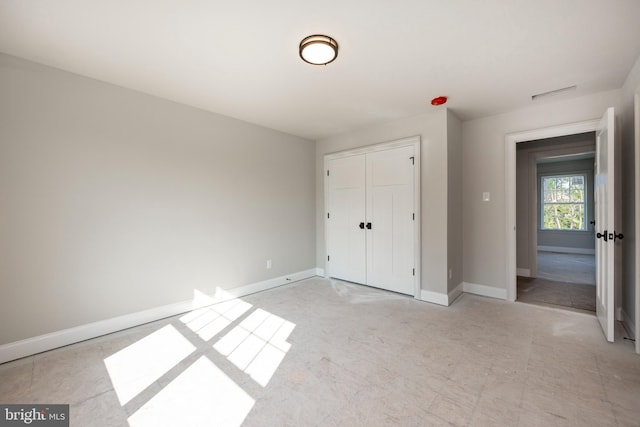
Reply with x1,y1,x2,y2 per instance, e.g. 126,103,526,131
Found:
543,204,585,230
541,174,586,231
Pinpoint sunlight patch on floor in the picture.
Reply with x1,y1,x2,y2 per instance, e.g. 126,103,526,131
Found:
105,289,294,424
127,356,254,427
104,325,195,405
180,289,253,341
214,308,295,386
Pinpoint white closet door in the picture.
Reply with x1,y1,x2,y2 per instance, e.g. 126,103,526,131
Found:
366,146,415,294
327,155,366,284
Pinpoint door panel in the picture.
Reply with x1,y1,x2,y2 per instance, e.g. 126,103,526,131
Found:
595,107,615,342
327,155,366,284
366,146,415,294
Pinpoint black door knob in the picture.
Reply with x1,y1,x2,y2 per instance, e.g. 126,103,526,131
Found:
366,222,372,230
596,230,608,242
613,232,624,241
359,222,365,229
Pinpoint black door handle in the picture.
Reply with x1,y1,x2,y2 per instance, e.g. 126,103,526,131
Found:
366,222,372,230
589,220,596,225
359,222,365,229
613,231,624,241
597,230,608,242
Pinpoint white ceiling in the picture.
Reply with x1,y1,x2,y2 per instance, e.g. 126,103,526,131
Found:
1,1,640,141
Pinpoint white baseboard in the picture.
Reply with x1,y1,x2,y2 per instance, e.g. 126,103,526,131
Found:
622,309,636,338
0,268,319,365
537,246,595,255
463,282,507,300
448,283,463,305
419,289,449,306
417,283,463,307
517,268,531,277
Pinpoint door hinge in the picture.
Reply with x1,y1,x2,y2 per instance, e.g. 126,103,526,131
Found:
327,170,330,176
412,268,415,276
327,212,330,219
412,213,415,220
410,156,415,165
327,255,330,261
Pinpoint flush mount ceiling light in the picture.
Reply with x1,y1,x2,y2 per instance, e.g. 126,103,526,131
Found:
299,35,338,65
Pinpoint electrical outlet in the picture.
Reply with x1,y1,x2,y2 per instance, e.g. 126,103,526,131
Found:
266,259,272,269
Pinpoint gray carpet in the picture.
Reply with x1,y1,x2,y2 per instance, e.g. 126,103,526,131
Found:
517,276,596,312
518,252,596,312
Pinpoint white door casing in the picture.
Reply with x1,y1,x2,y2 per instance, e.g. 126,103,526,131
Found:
506,119,600,302
635,92,640,355
595,107,616,342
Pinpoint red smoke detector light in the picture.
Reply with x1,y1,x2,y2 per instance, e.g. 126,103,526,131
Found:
430,96,448,106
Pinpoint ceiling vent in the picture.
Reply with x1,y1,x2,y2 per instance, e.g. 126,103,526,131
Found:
531,85,577,101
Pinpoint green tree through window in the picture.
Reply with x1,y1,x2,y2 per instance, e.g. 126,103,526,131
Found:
541,175,586,230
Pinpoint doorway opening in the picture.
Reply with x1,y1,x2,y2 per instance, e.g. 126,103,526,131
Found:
515,134,597,312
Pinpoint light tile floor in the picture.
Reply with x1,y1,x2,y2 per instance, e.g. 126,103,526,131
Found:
537,252,595,285
1,277,639,426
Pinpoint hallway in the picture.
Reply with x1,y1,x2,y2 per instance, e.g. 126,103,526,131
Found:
517,252,596,312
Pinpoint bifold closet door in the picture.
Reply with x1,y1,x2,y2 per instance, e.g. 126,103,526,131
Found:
366,146,415,295
327,145,415,295
326,155,366,284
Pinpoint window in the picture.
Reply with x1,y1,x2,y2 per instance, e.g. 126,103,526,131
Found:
541,174,586,230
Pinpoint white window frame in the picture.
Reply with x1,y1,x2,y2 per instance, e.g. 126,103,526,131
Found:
540,173,588,231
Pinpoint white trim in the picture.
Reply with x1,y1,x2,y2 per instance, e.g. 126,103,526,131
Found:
505,119,600,302
448,283,464,305
634,91,640,354
418,290,449,306
537,246,595,255
324,135,422,160
315,267,326,277
463,282,508,300
0,268,318,364
539,172,590,231
623,309,636,339
418,284,463,306
517,268,531,277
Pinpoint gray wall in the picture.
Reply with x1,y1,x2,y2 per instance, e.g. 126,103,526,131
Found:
0,54,316,345
447,110,463,292
463,89,622,292
316,108,462,298
620,56,640,333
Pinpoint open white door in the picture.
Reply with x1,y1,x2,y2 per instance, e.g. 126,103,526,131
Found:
595,107,616,342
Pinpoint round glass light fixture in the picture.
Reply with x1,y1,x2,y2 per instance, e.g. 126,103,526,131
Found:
299,35,338,65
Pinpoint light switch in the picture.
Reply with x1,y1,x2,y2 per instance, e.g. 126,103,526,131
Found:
482,192,490,202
